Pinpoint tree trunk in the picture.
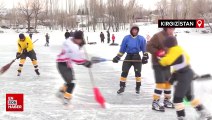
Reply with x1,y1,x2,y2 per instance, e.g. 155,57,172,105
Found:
27,18,31,32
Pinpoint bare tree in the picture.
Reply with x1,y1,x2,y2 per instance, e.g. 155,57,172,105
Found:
192,0,212,32
32,0,44,32
18,0,34,32
181,0,192,19
156,0,168,19
171,0,180,19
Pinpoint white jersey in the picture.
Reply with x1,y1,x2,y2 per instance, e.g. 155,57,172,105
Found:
56,38,86,68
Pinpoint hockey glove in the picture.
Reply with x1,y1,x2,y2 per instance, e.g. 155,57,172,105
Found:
112,56,120,63
16,52,21,59
142,52,149,64
22,49,27,53
83,61,92,68
156,49,166,58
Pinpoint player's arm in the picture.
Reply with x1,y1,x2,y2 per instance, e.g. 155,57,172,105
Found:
65,42,91,68
159,47,181,66
140,36,149,64
147,34,159,55
16,41,22,59
112,36,128,63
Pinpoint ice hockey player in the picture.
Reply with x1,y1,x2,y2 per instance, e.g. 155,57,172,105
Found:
16,33,40,76
158,36,212,120
112,26,148,94
56,31,92,104
45,33,50,47
147,28,175,112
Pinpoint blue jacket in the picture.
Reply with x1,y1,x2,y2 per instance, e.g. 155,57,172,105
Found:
119,35,146,54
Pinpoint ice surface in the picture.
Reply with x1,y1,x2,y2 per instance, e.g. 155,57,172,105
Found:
0,26,212,120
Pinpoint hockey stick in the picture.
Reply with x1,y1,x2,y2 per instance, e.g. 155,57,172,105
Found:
33,39,39,44
91,56,143,63
193,74,211,81
83,48,106,108
0,39,39,75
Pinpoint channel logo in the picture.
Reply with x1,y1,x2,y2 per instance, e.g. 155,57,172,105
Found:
158,19,204,28
6,94,24,111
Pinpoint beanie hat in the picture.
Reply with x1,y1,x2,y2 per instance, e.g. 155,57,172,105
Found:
19,33,25,39
74,31,84,39
164,36,178,48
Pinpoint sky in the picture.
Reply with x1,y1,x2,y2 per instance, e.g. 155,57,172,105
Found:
1,0,159,10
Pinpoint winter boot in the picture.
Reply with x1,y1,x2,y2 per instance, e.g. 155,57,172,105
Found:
152,100,165,112
135,82,141,94
164,98,174,108
117,82,126,94
35,69,40,76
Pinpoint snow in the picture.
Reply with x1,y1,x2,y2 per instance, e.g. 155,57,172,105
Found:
0,25,212,120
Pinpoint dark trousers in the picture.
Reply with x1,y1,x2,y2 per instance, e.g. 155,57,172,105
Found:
173,68,194,103
121,54,142,78
57,62,75,94
45,40,49,46
101,39,104,43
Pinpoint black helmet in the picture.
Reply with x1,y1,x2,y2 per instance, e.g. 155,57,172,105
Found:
74,31,84,39
65,32,71,39
164,36,178,48
19,33,25,39
130,26,139,36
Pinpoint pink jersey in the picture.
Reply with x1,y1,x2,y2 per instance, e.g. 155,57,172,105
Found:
56,38,87,68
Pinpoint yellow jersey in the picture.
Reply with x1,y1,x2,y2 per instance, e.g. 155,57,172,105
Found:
17,36,34,53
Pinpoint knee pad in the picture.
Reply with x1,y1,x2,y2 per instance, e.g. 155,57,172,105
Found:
66,83,75,94
121,72,128,78
173,96,183,103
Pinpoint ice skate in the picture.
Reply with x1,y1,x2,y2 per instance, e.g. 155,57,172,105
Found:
164,98,174,108
17,72,21,76
152,100,165,112
135,87,140,94
35,69,40,76
117,87,125,94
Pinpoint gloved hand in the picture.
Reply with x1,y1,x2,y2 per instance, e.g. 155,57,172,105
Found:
83,61,92,68
142,52,149,64
16,52,21,59
112,56,120,63
169,72,177,85
22,49,27,53
156,49,166,58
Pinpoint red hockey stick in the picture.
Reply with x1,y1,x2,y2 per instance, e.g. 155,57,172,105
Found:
83,47,106,108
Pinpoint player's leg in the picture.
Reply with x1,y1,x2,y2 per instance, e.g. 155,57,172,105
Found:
117,55,132,94
17,54,26,76
29,50,40,75
152,65,166,112
57,62,75,103
132,54,142,94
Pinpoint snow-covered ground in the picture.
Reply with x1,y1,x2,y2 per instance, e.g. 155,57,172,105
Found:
0,26,212,120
